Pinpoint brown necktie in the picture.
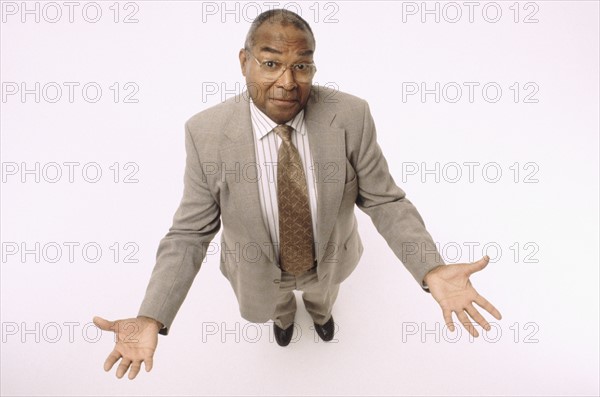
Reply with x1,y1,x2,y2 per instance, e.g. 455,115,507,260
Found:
273,124,315,275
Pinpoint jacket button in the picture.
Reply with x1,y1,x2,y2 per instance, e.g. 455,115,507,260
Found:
273,279,280,284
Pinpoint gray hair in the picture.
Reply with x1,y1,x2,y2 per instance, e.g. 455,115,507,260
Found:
244,9,315,50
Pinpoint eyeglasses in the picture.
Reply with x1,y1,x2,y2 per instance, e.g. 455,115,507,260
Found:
245,50,317,83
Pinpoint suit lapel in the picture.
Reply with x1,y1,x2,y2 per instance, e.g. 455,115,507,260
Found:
219,99,275,261
305,91,347,265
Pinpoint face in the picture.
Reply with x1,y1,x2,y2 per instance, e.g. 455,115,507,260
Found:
239,22,315,124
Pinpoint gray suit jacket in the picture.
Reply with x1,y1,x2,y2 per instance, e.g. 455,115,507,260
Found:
138,85,444,335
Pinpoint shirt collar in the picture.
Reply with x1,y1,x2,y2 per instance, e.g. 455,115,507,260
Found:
249,98,306,140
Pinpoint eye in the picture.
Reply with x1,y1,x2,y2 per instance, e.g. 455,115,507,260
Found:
263,60,279,69
294,64,307,71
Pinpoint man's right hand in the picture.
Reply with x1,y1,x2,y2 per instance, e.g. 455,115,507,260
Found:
93,315,161,380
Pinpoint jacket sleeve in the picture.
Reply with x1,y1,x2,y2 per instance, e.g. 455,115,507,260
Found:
138,122,221,335
353,101,445,292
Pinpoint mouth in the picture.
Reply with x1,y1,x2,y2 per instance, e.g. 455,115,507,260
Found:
270,98,298,104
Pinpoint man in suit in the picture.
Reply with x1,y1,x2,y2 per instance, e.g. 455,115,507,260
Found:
94,9,501,380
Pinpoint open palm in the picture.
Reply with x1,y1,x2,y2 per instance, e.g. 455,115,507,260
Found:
93,316,160,379
424,256,502,337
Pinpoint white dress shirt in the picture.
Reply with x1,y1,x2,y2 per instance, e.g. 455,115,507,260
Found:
249,99,319,264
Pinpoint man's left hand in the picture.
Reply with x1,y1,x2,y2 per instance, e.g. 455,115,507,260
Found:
424,256,502,337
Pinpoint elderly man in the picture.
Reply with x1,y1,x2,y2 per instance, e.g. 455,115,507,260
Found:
94,9,501,380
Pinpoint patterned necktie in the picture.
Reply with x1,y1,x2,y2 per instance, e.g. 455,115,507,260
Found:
273,124,315,275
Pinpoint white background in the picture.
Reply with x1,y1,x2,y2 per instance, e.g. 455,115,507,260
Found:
1,1,598,396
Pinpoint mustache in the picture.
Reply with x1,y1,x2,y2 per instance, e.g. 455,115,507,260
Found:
268,90,300,101
270,92,298,101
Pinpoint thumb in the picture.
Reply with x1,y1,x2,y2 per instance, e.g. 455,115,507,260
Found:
93,316,116,332
468,255,490,274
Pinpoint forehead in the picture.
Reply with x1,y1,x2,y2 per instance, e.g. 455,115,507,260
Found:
252,21,315,53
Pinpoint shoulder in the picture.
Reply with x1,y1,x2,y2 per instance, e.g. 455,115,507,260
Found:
308,85,369,113
307,85,371,125
306,85,373,131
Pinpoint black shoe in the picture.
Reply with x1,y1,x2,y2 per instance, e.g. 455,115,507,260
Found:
273,323,294,347
314,316,335,342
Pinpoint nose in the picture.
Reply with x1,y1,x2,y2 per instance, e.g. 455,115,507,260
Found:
275,67,297,90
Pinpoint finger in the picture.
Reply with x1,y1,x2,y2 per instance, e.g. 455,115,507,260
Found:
103,350,121,372
467,256,490,275
442,309,455,332
93,316,116,332
116,358,132,379
465,304,490,331
456,310,479,338
128,361,142,380
474,294,502,320
144,356,154,372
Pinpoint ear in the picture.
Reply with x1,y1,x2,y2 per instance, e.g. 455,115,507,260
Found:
239,48,248,77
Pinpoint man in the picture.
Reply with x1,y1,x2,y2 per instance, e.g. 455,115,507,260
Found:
94,9,501,380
